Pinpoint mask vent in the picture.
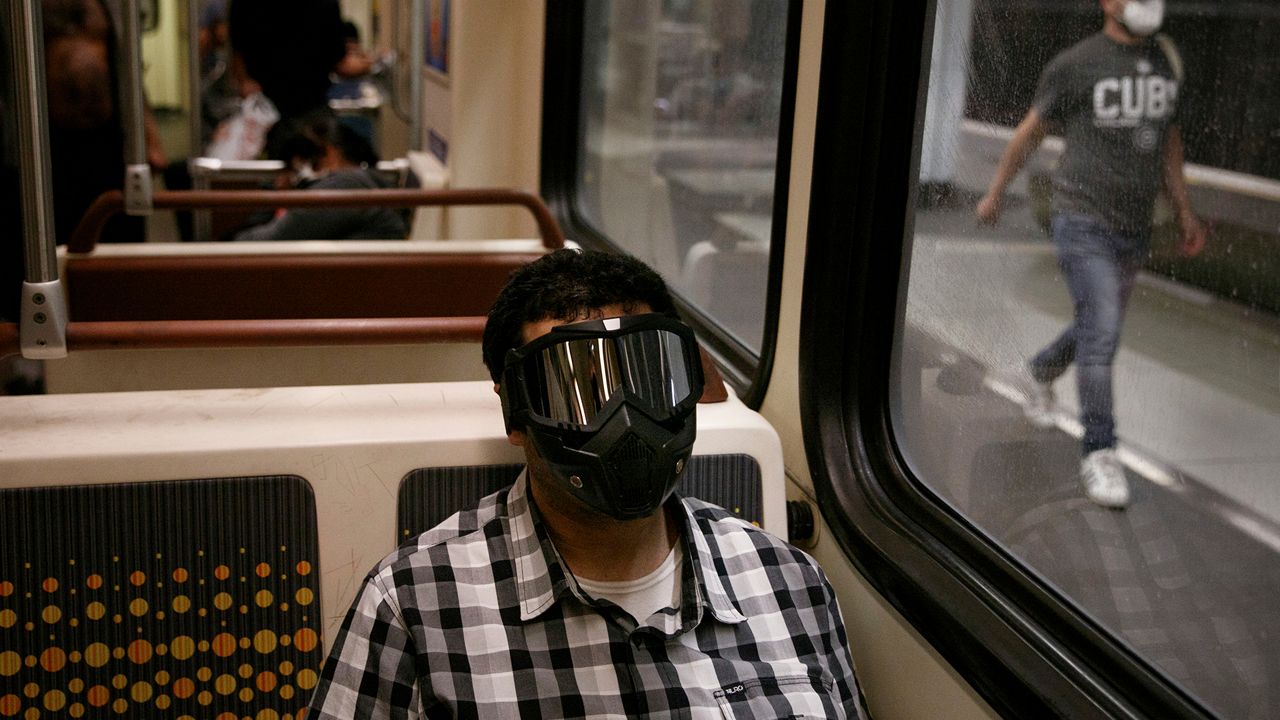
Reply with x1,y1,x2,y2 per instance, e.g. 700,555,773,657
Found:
607,433,653,465
605,433,657,513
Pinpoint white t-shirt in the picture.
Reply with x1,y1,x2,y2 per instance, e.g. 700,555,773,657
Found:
576,539,683,624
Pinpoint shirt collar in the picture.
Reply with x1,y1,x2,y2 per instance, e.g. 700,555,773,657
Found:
678,498,748,626
505,471,567,620
506,471,746,627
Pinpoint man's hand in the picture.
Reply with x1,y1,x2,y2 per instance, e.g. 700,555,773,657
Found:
1178,211,1208,257
144,107,168,171
976,192,1003,225
977,109,1046,227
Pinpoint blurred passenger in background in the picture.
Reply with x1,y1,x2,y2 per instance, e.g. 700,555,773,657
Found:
333,20,375,80
44,0,166,245
166,0,351,240
233,112,407,241
195,0,241,149
327,19,381,148
228,0,347,161
976,0,1207,509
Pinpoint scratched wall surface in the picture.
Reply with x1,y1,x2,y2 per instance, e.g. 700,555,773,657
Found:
0,476,321,719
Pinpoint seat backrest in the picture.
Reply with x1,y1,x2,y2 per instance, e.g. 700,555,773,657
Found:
64,247,543,322
189,158,416,241
51,240,549,393
397,453,764,541
0,476,321,719
0,380,785,718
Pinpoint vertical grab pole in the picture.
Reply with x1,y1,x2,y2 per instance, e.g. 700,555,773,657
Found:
409,0,426,152
187,0,212,241
119,0,154,215
187,0,202,159
7,0,69,358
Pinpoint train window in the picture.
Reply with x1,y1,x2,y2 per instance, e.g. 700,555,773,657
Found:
894,1,1280,716
571,0,793,363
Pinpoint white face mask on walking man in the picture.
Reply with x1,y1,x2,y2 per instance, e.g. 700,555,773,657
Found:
1120,0,1164,37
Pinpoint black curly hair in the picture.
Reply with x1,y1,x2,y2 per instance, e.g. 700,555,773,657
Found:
481,249,679,384
271,110,379,168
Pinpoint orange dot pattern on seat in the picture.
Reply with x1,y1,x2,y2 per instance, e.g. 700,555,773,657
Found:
0,476,321,720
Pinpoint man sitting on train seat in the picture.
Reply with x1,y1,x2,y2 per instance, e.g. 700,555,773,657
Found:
232,112,407,241
976,0,1207,509
307,249,869,719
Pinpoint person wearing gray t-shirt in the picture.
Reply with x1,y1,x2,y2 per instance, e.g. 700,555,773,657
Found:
976,0,1207,509
233,112,409,242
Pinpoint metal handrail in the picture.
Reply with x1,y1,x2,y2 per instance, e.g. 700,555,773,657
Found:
186,0,201,158
118,0,153,215
409,0,425,152
964,120,1280,204
68,187,566,253
7,0,68,359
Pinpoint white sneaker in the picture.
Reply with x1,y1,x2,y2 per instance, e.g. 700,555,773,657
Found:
1023,379,1056,429
1081,449,1129,508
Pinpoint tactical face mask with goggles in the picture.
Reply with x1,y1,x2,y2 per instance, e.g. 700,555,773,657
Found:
499,313,705,521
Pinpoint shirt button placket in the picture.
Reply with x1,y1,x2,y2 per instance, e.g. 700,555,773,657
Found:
629,630,691,719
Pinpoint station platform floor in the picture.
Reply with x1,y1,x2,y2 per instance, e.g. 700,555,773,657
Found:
902,199,1280,718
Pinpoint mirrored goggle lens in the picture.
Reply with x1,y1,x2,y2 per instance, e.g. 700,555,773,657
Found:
524,329,694,425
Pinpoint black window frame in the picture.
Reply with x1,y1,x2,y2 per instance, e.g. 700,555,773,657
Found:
540,0,804,408
801,2,1221,718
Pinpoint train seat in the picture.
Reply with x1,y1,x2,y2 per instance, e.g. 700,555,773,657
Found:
0,379,784,719
397,453,766,540
187,157,418,242
680,214,771,350
37,185,567,393
0,474,322,719
61,241,547,323
49,239,552,393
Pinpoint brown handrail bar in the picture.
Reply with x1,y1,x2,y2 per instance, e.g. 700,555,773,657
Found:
67,188,567,252
0,317,488,358
0,318,729,403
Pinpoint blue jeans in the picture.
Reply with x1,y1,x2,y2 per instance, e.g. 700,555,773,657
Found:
1030,212,1146,455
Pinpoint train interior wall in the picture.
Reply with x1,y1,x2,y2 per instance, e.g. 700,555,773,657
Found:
760,4,997,717
368,0,546,241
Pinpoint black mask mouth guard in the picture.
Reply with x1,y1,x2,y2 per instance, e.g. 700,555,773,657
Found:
500,313,705,436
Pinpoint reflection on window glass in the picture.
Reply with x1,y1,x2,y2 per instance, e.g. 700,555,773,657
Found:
577,0,789,354
897,1,1280,717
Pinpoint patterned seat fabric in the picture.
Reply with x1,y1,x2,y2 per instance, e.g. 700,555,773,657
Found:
397,454,763,541
0,476,321,720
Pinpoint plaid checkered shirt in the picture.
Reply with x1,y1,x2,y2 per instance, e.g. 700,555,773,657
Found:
308,471,869,719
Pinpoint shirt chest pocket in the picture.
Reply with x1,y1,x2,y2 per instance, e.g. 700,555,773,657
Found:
714,673,840,720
